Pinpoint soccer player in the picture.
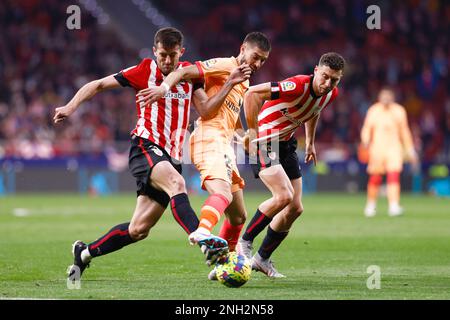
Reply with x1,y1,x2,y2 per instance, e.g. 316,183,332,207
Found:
55,27,251,280
137,32,271,270
360,88,418,217
237,52,345,278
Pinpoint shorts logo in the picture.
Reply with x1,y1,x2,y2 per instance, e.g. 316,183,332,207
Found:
280,81,296,92
204,59,217,68
150,146,163,157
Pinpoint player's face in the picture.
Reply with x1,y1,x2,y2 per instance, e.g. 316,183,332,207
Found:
153,43,185,75
313,65,343,96
378,89,395,106
239,43,269,74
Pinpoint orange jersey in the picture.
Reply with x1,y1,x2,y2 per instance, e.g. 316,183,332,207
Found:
361,102,414,153
361,102,414,173
195,57,249,141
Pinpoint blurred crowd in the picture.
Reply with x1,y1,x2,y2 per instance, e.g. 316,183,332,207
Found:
0,0,449,163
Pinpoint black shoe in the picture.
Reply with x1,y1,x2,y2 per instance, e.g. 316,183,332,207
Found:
67,240,90,280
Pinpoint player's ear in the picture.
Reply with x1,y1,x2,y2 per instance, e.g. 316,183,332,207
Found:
180,47,186,57
240,43,246,55
152,46,157,56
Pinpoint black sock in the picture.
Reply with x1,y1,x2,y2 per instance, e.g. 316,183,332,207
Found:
258,226,289,259
242,209,272,241
170,193,199,234
88,222,135,257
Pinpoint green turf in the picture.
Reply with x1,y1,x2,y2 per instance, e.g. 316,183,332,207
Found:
0,192,449,300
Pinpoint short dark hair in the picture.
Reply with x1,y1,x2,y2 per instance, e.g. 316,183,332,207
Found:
318,52,345,71
243,32,271,52
154,27,184,48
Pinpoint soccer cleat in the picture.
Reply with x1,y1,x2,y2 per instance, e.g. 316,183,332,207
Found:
208,267,218,281
236,238,253,260
189,230,229,266
251,253,285,279
364,204,376,217
388,204,404,217
67,240,90,280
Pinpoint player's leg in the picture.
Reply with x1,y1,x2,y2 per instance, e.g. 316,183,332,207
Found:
387,171,403,216
195,178,233,235
237,165,293,259
386,153,404,216
365,152,385,217
68,196,165,279
149,161,199,234
220,188,247,252
208,187,247,281
251,177,302,279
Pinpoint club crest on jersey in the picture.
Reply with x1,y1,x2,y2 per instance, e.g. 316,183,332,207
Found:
150,146,163,157
280,81,296,92
204,59,217,68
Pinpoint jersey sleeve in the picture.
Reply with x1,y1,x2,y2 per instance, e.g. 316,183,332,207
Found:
114,58,151,90
273,76,306,100
195,58,231,81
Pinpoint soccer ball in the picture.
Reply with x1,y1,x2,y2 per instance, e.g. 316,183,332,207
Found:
215,252,252,288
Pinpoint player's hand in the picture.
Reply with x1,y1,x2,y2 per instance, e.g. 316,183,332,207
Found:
136,85,167,106
304,143,317,166
53,105,75,124
228,64,252,85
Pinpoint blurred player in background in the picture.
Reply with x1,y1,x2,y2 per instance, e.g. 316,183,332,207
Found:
238,52,344,278
137,32,271,271
360,88,419,217
55,27,250,281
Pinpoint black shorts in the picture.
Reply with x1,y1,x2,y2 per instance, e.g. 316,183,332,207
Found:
129,135,182,207
250,137,302,180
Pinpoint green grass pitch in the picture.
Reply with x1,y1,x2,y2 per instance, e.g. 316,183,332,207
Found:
0,192,449,300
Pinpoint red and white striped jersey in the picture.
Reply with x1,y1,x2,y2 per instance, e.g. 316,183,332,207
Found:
115,58,202,160
256,75,339,142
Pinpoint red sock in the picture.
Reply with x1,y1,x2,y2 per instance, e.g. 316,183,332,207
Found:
219,219,244,251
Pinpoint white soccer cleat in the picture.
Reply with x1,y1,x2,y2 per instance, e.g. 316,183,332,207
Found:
388,204,404,217
236,238,253,260
364,203,377,217
251,253,285,279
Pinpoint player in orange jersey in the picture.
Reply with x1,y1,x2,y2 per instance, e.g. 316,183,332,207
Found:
138,33,271,270
360,88,418,217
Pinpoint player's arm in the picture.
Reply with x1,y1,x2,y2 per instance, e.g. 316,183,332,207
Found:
304,114,319,166
136,65,201,106
360,108,373,148
192,65,252,120
54,75,121,124
399,109,418,166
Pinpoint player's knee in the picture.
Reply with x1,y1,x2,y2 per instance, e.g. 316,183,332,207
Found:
288,203,304,219
128,224,150,241
273,190,293,210
167,174,187,194
228,211,247,225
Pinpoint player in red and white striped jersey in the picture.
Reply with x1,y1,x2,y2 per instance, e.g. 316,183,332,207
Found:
54,27,251,281
236,53,345,278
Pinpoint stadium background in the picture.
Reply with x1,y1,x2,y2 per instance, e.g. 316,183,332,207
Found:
0,0,449,301
0,0,449,195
